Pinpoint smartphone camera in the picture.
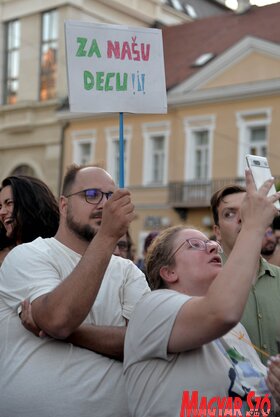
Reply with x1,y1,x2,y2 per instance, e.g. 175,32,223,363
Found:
253,160,261,166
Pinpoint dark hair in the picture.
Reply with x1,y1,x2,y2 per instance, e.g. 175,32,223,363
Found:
272,215,280,231
125,230,134,261
61,164,82,196
1,175,59,244
210,184,246,226
0,224,12,250
146,226,184,290
62,163,104,196
144,231,159,254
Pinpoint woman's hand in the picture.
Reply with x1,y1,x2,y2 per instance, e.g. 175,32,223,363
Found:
266,355,280,407
241,169,280,235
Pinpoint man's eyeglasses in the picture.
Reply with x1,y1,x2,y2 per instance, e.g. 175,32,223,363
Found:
116,241,129,251
169,237,223,262
264,229,274,238
65,188,113,205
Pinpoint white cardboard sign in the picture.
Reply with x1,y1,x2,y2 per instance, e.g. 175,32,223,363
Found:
65,21,167,114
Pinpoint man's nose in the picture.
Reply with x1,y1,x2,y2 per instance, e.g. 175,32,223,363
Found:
96,195,107,208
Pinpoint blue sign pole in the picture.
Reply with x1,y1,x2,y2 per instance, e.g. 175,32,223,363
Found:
119,112,124,188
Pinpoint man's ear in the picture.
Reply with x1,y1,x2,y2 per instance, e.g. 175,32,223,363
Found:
59,195,68,216
159,265,178,285
213,224,221,242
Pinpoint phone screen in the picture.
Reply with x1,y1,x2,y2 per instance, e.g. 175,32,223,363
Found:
246,154,280,210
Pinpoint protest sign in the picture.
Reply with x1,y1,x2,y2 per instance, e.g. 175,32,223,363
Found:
65,20,167,114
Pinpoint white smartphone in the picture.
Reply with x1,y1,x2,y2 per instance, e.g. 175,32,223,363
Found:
246,154,280,210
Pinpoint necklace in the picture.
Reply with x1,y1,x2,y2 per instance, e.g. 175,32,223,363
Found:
230,329,269,358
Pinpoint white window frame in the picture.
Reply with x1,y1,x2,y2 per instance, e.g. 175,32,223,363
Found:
236,108,271,176
105,126,132,186
184,115,215,181
40,9,58,101
4,19,21,104
72,130,96,165
142,122,170,186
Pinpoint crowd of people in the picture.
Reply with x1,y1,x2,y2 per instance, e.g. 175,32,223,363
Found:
1,165,280,416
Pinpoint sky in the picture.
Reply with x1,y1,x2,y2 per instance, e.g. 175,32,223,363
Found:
225,0,280,9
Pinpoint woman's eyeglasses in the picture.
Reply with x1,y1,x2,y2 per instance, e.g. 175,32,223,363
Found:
116,241,129,251
168,237,223,262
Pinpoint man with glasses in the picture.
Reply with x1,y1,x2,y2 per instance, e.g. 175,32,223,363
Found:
114,230,134,261
0,164,150,417
211,184,280,364
260,224,280,268
261,226,278,261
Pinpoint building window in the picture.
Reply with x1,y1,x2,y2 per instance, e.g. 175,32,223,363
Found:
4,20,20,105
151,136,165,183
184,116,215,181
142,122,169,186
40,10,58,101
249,126,267,156
72,130,96,165
106,127,131,186
194,130,209,179
237,108,271,175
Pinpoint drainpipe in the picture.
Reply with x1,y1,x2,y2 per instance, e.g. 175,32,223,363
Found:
58,121,70,196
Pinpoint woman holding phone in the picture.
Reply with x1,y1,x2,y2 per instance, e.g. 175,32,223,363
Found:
123,170,280,417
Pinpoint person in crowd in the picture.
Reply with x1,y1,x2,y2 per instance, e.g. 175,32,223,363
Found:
211,183,280,364
272,215,280,244
113,230,134,261
136,230,159,273
262,217,280,267
261,226,278,262
123,171,280,417
0,175,59,264
0,165,150,417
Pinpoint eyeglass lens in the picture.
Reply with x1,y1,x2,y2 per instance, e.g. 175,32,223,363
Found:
117,241,129,250
85,189,113,204
188,238,222,253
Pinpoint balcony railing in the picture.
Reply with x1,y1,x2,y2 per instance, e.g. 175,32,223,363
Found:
168,176,280,208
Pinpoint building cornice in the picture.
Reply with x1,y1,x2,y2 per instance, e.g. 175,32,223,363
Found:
168,79,280,107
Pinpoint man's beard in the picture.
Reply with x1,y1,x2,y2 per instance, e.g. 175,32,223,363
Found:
261,244,276,257
66,211,97,242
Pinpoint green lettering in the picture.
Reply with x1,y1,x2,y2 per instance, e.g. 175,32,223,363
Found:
96,72,104,90
105,73,115,91
76,37,87,57
116,73,128,91
83,70,94,90
88,39,101,58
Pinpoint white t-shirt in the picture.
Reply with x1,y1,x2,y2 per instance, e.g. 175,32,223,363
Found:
123,290,268,417
0,237,150,417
